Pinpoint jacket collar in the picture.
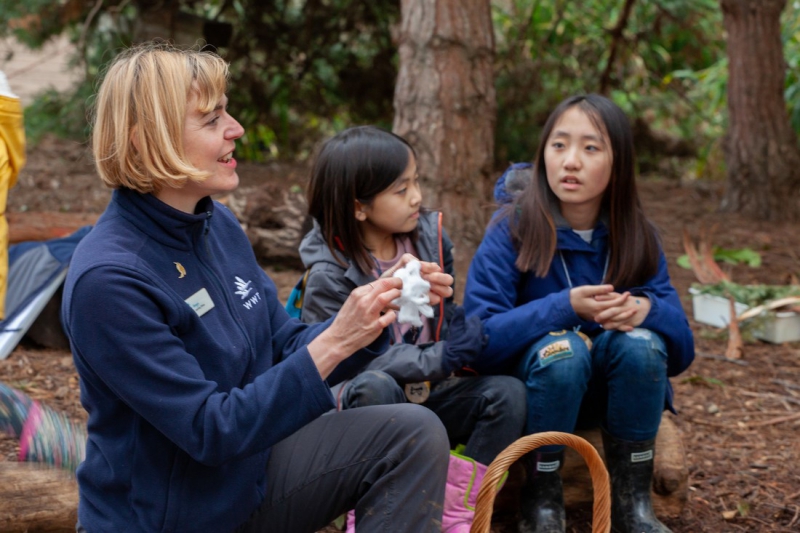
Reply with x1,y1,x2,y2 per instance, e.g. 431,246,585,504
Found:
112,187,215,251
298,211,441,285
554,208,610,252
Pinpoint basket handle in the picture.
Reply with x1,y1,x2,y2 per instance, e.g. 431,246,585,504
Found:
470,431,611,533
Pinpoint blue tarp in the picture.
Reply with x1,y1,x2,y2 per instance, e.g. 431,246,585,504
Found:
0,226,91,359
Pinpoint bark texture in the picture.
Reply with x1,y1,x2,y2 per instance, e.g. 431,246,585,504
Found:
0,462,78,532
720,0,800,220
393,0,496,248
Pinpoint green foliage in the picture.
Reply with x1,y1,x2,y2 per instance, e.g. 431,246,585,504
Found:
5,0,800,167
215,0,400,159
492,0,726,166
4,0,398,158
0,0,71,47
23,84,94,145
692,281,800,308
676,247,761,270
783,2,800,134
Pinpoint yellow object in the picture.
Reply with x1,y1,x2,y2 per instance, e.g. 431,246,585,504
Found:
0,94,26,319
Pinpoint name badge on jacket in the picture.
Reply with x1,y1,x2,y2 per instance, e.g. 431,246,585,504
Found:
186,288,215,317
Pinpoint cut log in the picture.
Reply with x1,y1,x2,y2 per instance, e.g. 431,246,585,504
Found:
0,462,78,532
7,188,311,268
7,212,99,244
222,184,312,269
562,415,688,517
493,415,688,518
0,419,687,531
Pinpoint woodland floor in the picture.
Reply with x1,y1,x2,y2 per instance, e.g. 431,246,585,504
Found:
2,135,800,532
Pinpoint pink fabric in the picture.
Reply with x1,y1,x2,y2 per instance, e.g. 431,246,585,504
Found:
346,454,494,532
17,401,42,461
442,453,488,533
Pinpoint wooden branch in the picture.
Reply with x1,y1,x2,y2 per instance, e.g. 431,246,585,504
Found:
725,298,744,360
737,390,800,408
745,411,800,428
698,352,749,366
682,227,729,285
771,379,800,392
737,296,800,322
682,229,719,284
599,0,637,94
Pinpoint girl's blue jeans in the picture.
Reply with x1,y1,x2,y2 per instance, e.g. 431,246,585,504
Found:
515,328,667,451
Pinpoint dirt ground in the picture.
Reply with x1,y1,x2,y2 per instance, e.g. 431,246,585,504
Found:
2,136,800,532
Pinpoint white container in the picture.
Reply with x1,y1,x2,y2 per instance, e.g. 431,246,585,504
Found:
689,288,800,344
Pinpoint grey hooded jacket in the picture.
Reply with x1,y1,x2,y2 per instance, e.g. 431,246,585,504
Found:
298,211,456,383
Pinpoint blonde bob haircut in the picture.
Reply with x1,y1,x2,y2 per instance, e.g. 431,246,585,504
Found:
92,42,229,193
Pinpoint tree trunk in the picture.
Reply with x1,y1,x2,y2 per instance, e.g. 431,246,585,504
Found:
720,0,800,220
392,0,496,250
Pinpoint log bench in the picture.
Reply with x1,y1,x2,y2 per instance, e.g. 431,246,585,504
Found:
0,416,687,532
0,463,78,533
492,415,688,520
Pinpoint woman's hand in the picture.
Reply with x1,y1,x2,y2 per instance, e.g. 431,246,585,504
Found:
594,294,651,332
307,278,402,379
380,253,454,305
569,285,629,321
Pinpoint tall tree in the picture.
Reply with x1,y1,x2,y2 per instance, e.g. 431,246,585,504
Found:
393,0,496,249
719,0,800,220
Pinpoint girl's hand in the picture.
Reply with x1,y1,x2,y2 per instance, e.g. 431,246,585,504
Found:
381,253,454,305
307,278,402,379
569,285,629,321
594,295,651,332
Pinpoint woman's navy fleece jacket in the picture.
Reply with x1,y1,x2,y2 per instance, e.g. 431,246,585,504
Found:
62,188,385,532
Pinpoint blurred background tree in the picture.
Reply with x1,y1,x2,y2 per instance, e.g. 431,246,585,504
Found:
718,0,800,222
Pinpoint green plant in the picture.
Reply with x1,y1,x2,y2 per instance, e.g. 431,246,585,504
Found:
677,247,761,270
692,281,800,307
23,84,94,145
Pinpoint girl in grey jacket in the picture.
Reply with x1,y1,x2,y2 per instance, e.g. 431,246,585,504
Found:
299,125,526,533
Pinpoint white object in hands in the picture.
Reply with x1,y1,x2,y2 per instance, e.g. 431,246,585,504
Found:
392,260,434,327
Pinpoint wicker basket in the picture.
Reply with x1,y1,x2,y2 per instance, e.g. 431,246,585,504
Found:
470,431,611,533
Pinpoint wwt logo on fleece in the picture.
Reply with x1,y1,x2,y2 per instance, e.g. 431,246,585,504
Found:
234,276,262,309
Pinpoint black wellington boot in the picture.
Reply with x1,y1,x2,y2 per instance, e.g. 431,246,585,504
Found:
518,449,565,533
602,431,671,533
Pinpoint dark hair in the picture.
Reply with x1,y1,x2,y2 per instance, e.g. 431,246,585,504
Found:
307,125,416,275
509,94,659,288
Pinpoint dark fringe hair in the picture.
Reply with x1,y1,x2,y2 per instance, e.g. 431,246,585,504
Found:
307,125,418,275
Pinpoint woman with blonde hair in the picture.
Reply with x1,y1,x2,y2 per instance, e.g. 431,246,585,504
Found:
63,42,455,533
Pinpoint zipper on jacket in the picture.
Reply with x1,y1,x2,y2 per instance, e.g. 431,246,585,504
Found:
203,211,213,256
195,212,257,368
435,212,445,342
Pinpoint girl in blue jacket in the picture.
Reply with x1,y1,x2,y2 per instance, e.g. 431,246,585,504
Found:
299,125,526,532
63,43,457,533
464,94,694,533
